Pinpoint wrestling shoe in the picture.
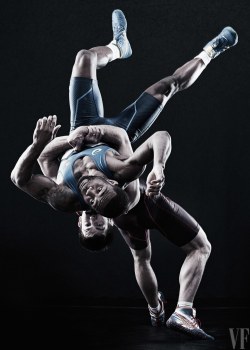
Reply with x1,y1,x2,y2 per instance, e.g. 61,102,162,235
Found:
203,26,238,59
112,9,132,59
166,307,214,340
148,291,166,327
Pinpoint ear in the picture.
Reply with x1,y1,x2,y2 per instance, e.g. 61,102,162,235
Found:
106,179,118,186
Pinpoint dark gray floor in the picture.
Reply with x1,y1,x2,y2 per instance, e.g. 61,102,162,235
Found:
1,305,249,349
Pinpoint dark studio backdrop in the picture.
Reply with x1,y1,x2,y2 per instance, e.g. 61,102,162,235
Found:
1,0,250,312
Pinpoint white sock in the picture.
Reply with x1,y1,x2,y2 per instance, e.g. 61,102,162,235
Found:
149,302,161,313
177,301,193,308
106,41,121,61
195,51,211,66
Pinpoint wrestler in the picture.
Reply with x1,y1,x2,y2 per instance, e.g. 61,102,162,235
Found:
78,182,213,340
11,9,238,218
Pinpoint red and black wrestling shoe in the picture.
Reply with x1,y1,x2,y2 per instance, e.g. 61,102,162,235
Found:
166,307,214,340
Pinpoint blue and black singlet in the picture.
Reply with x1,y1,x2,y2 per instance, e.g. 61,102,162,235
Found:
57,144,116,210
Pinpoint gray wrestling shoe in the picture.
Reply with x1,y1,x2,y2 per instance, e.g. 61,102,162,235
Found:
166,307,214,340
112,9,132,59
203,26,238,58
148,291,166,327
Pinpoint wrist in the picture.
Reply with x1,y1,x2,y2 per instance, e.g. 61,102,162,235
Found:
31,142,46,154
154,162,165,169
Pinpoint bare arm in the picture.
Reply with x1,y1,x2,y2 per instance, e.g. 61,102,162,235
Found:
11,116,65,206
68,125,133,158
38,136,71,180
119,131,172,196
39,125,133,179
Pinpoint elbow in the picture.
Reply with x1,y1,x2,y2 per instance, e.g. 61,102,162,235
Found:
119,127,129,139
10,170,25,188
10,170,17,185
119,128,130,144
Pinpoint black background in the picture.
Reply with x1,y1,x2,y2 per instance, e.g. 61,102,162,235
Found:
1,0,250,310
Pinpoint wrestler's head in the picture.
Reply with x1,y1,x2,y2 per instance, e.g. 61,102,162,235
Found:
78,211,114,252
78,176,129,218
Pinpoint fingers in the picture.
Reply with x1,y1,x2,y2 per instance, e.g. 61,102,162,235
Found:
36,115,57,130
52,124,61,138
146,171,165,197
86,125,102,143
47,115,57,130
36,119,42,129
145,185,162,198
146,184,162,194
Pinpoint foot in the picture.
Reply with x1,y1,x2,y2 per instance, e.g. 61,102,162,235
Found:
166,307,214,340
148,291,166,327
112,9,132,59
203,26,238,58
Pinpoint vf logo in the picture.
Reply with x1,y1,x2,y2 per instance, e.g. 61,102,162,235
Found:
92,148,102,156
229,328,249,349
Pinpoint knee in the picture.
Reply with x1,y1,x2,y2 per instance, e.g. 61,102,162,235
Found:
161,76,179,97
199,239,212,259
74,49,97,67
132,247,151,265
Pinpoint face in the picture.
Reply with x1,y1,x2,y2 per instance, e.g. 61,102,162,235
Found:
79,176,118,213
78,212,110,238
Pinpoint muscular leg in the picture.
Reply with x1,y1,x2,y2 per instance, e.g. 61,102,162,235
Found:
109,51,211,143
178,227,212,304
71,46,114,79
145,56,208,104
166,227,214,339
69,45,118,131
130,242,159,308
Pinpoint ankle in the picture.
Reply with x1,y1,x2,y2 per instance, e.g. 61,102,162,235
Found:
149,302,161,313
177,301,193,309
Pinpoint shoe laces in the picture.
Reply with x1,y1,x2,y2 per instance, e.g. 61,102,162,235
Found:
113,24,126,33
212,35,229,49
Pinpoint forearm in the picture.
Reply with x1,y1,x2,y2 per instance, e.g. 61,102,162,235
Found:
69,125,133,157
128,131,171,167
39,136,71,160
151,131,172,168
11,143,45,187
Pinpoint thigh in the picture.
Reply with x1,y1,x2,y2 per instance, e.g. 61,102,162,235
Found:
106,92,165,143
69,77,104,132
144,193,200,247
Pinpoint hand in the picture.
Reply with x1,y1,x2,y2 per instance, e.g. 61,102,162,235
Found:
33,115,61,147
146,165,165,198
68,125,103,151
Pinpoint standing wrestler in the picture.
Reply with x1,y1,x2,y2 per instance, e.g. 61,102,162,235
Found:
11,9,238,217
78,181,213,340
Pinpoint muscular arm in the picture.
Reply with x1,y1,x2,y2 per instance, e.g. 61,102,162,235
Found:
127,131,171,167
117,131,171,179
11,116,77,211
11,135,59,204
39,125,133,179
68,125,133,158
115,131,171,197
38,136,71,180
